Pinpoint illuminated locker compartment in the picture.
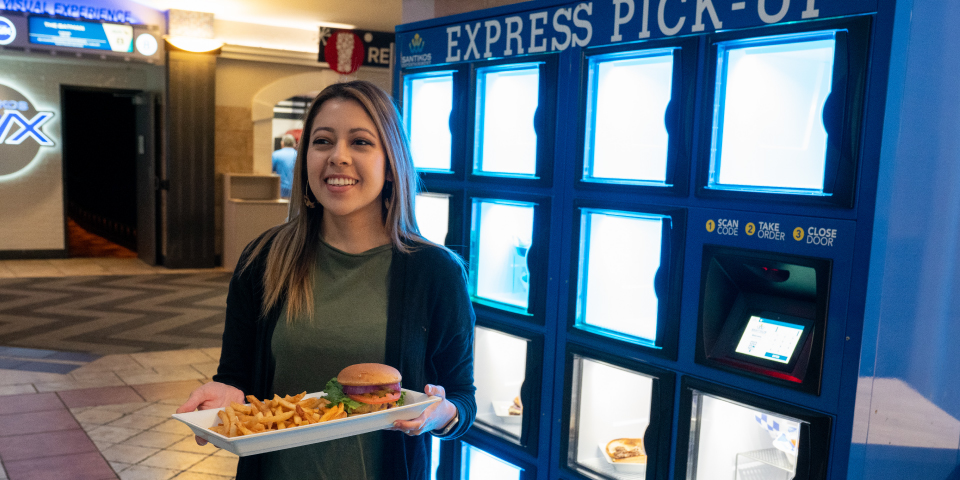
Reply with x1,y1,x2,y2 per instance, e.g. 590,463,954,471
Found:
569,356,657,480
676,379,831,480
415,192,450,245
460,442,523,480
431,436,440,480
575,209,668,346
689,392,802,480
584,50,674,185
474,64,539,177
404,71,454,172
707,32,836,195
473,326,527,440
469,199,535,314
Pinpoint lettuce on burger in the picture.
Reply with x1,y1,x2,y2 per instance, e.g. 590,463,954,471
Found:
323,363,406,415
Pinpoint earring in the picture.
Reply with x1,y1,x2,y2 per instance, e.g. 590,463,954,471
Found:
303,193,316,208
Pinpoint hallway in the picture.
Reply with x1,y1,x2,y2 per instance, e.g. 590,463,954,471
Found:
0,259,236,480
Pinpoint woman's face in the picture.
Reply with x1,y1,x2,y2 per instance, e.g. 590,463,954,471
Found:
305,98,389,224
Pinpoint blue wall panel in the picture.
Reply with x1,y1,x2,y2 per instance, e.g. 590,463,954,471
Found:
851,0,960,477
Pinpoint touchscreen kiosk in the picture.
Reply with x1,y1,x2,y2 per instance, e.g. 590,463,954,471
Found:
696,246,829,394
709,306,815,383
734,313,812,366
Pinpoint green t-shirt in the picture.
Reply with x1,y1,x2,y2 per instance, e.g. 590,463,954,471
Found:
261,239,392,480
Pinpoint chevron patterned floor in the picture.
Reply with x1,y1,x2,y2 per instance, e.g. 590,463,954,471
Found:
0,272,232,356
0,260,236,479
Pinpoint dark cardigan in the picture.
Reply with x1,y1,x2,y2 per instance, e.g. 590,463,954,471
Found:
213,236,477,480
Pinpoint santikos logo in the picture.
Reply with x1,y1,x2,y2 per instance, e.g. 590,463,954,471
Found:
409,33,424,53
0,16,16,46
0,84,55,176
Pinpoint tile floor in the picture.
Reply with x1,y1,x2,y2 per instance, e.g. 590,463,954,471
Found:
0,258,235,479
0,347,237,480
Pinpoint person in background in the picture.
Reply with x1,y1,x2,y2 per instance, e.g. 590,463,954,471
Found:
177,80,476,480
271,133,298,198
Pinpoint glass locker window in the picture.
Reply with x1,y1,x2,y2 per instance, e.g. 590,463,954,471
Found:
576,209,667,345
584,50,674,185
474,326,527,440
404,72,454,172
415,193,450,245
689,391,803,480
474,65,539,178
572,356,654,479
431,436,440,480
461,442,523,480
708,33,836,195
469,199,535,313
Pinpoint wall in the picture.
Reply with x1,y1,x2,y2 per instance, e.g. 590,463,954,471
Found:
851,0,960,478
403,0,528,23
214,58,391,174
213,58,321,261
212,57,391,261
0,52,164,256
215,19,319,53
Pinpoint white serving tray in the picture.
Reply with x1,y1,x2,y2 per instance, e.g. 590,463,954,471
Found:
599,441,648,474
491,400,522,424
172,389,441,456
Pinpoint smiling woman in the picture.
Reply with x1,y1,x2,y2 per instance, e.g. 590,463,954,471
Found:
306,97,391,251
176,81,477,480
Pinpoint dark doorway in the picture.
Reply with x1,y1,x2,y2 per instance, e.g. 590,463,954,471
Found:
62,88,141,258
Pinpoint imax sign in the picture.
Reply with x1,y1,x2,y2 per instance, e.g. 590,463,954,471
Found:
0,111,54,145
0,83,55,176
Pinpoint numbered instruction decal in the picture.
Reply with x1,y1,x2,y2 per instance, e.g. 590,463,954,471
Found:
706,218,839,247
799,226,837,246
706,218,739,236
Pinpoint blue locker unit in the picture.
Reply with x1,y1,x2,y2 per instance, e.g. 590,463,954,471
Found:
395,0,960,479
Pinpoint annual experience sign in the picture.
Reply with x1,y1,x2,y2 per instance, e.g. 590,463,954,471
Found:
0,0,133,23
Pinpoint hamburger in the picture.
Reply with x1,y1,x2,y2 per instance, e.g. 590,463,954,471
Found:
508,396,523,416
323,363,405,415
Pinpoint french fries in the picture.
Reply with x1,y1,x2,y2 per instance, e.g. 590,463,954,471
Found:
207,392,338,438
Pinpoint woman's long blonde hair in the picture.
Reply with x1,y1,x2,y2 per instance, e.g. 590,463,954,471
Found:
243,80,431,320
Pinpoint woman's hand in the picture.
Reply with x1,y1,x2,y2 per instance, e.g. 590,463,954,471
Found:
176,381,245,446
390,384,458,436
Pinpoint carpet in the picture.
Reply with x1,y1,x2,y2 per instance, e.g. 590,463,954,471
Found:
0,272,231,355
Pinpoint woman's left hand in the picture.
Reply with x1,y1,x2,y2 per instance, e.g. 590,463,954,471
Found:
390,384,457,436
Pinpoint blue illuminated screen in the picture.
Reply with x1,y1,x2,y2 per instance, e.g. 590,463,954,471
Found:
474,64,539,177
584,49,674,185
29,17,133,52
404,72,454,172
468,198,535,314
460,442,522,479
708,32,836,195
575,209,665,345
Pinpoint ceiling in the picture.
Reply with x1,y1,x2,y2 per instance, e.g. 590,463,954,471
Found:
128,0,403,33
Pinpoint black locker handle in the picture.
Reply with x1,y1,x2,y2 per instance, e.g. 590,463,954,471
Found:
645,377,661,478
652,218,672,345
524,209,544,317
820,29,849,196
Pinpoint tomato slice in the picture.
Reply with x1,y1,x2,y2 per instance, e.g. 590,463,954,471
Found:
348,391,401,405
